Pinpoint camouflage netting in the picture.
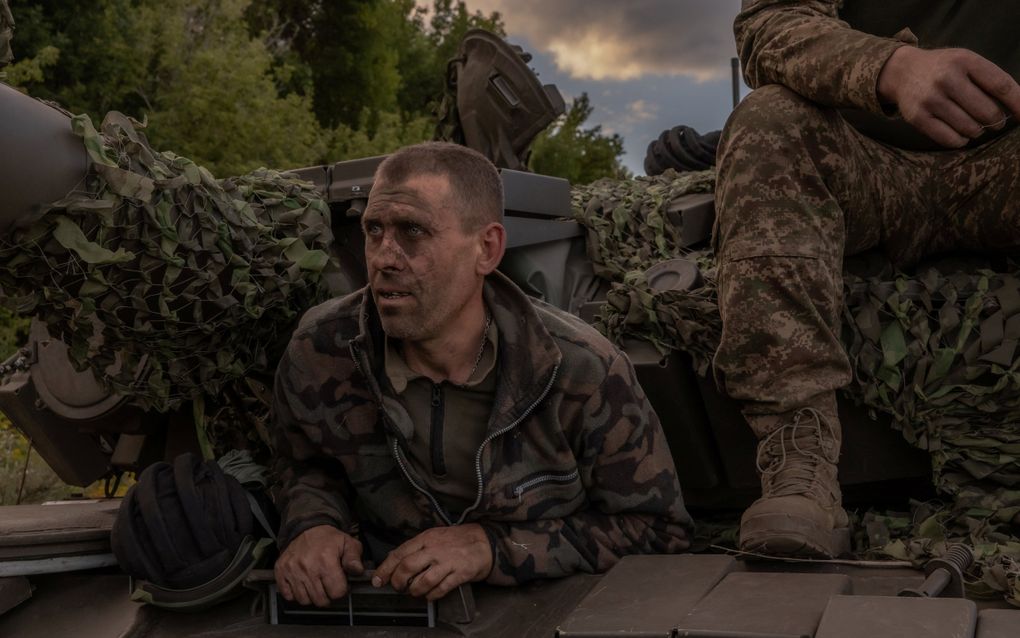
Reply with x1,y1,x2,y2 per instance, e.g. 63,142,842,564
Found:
572,170,1020,605
574,170,719,373
0,112,337,430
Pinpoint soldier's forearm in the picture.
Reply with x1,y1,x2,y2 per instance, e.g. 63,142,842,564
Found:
736,0,905,113
273,455,358,551
480,510,690,585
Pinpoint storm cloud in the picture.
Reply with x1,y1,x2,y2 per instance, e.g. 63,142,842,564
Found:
466,0,741,81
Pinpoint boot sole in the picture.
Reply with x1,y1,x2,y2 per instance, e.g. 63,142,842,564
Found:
739,511,851,559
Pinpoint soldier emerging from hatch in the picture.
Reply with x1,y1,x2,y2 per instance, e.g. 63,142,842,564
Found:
271,142,692,606
716,0,1020,558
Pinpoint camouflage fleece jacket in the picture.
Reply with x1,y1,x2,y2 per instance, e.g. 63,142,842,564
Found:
272,272,692,585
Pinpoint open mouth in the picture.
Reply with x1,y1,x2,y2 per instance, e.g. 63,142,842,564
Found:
379,291,411,300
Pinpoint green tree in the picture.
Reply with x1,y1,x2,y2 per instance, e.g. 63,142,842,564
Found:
246,0,400,129
329,110,433,161
8,0,161,116
529,93,631,185
246,0,502,135
392,0,504,117
5,1,624,180
7,0,329,176
140,0,328,175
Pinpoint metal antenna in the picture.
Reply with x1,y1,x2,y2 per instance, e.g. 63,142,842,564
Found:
731,58,741,108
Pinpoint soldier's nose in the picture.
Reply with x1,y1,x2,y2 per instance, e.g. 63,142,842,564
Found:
368,235,405,271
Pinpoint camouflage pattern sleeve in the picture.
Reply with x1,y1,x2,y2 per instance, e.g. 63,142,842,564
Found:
272,343,358,550
735,0,909,113
480,353,692,585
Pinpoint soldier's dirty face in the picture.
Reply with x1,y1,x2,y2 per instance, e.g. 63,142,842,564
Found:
362,173,484,342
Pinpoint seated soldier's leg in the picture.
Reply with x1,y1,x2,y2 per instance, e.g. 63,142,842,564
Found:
713,85,931,557
929,126,1020,258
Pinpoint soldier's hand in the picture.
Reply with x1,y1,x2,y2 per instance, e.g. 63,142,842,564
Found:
372,524,492,601
877,46,1020,148
274,525,364,607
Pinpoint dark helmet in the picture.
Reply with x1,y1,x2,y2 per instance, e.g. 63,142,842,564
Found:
112,452,274,609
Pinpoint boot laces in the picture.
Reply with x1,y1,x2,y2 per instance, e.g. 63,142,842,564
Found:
755,407,840,499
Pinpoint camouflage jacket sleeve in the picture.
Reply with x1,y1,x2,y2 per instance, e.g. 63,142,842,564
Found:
735,0,909,113
480,353,692,585
272,343,358,550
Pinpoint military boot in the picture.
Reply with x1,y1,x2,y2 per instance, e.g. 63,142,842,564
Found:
739,407,850,558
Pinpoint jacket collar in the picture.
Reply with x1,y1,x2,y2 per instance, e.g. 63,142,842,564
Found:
351,271,562,433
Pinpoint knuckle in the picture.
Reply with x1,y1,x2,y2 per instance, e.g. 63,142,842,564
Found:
392,565,410,583
993,80,1017,98
919,95,940,111
430,582,453,601
420,569,441,588
951,49,973,64
319,547,339,563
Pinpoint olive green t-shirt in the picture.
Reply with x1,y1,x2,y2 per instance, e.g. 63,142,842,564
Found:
384,321,499,518
839,0,1020,150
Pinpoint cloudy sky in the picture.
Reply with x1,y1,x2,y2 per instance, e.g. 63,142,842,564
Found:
458,0,745,174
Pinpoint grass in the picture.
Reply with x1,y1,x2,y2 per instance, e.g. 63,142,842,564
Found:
0,415,70,505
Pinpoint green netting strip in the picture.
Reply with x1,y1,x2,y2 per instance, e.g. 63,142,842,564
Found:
0,111,337,416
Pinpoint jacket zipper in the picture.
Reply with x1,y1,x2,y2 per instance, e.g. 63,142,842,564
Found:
392,438,453,525
511,469,579,501
430,382,446,476
455,365,560,525
350,341,454,525
351,340,560,528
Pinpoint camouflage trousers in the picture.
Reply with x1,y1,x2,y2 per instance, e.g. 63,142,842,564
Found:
713,84,1020,437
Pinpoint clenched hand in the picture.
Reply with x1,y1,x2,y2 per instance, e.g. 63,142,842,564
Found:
372,524,493,601
274,525,364,607
877,46,1020,148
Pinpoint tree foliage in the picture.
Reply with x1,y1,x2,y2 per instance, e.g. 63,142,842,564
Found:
6,0,624,182
139,0,328,176
6,0,520,175
8,0,328,175
245,0,400,129
529,93,631,185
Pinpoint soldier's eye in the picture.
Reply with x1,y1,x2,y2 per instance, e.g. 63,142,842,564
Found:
364,221,383,236
405,223,425,237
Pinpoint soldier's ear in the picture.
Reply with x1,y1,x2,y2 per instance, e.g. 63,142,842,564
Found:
476,222,506,275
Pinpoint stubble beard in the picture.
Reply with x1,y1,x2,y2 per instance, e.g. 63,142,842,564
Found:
378,312,426,341
377,290,466,345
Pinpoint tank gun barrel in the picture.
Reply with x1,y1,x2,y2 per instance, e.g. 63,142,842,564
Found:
0,83,88,233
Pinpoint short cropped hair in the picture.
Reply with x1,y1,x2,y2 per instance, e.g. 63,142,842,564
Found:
374,142,504,230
